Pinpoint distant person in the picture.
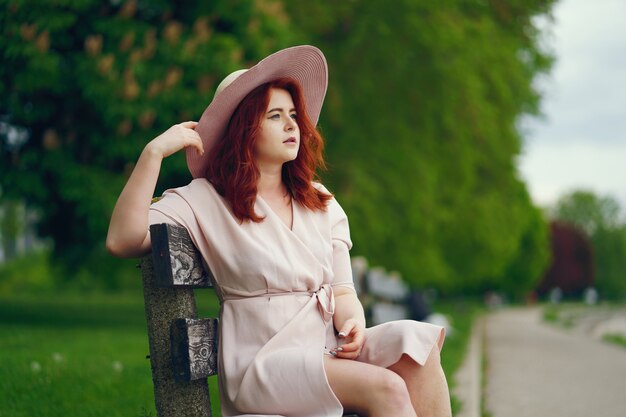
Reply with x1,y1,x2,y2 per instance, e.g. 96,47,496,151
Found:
408,290,432,321
107,46,450,417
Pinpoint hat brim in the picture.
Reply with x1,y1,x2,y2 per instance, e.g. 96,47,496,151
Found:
187,45,328,179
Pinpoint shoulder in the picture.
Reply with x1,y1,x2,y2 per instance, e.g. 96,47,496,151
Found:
311,181,339,212
157,178,217,201
152,178,220,213
311,181,333,199
177,178,214,195
150,178,228,228
311,183,352,246
310,181,349,221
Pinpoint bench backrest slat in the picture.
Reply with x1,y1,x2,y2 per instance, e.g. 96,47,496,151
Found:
150,223,214,288
171,317,219,381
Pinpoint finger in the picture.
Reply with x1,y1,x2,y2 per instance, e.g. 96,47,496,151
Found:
180,120,199,128
338,321,357,338
195,137,204,154
333,349,360,360
183,133,204,155
340,324,363,342
337,341,361,353
190,138,204,155
337,329,364,350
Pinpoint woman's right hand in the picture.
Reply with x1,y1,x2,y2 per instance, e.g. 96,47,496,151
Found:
145,121,203,159
106,121,203,257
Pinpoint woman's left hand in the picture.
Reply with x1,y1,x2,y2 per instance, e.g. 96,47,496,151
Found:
333,318,365,360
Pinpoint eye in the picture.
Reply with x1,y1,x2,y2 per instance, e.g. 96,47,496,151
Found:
290,113,297,120
269,113,280,120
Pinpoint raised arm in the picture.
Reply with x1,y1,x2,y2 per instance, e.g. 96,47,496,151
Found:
106,121,203,258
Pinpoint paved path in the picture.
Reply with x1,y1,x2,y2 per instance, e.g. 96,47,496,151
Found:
484,307,626,417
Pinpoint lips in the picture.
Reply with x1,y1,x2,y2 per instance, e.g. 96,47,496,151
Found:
283,137,297,144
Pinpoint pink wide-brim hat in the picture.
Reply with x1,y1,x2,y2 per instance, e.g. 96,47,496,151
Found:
187,45,328,179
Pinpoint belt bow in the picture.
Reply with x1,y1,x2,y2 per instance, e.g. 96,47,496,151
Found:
315,284,335,322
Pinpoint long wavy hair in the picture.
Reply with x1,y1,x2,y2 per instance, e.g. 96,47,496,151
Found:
206,77,331,222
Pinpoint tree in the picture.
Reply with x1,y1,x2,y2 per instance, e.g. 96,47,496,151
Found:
536,221,594,296
0,0,294,281
553,190,626,298
284,0,554,294
2,0,556,295
0,199,25,260
553,190,621,235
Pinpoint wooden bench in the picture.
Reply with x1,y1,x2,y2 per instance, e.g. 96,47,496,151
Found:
140,223,359,416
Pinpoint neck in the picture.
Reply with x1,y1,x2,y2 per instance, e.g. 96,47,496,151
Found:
256,163,287,198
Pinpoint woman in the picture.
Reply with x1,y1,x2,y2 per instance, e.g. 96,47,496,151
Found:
107,45,450,417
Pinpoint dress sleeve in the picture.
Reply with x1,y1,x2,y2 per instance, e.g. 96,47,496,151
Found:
149,190,197,230
328,197,356,292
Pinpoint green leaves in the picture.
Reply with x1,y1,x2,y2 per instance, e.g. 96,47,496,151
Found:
1,0,556,295
286,0,554,295
0,0,295,275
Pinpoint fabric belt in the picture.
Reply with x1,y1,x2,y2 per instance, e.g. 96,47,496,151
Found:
222,284,335,322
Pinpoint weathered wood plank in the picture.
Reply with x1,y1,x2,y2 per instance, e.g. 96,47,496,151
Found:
150,223,214,288
171,318,219,381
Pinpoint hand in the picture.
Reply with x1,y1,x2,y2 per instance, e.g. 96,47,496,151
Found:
145,121,203,159
332,318,365,360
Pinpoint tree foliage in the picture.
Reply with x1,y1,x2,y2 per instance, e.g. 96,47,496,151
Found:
285,0,554,295
552,190,626,298
2,0,555,295
1,0,294,273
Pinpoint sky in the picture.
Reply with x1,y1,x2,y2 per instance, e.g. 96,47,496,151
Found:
518,0,626,211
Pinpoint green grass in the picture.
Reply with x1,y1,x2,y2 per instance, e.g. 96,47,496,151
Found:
543,302,626,351
0,291,222,417
603,333,626,348
0,292,478,416
434,298,483,415
543,301,626,330
542,305,560,323
542,303,577,328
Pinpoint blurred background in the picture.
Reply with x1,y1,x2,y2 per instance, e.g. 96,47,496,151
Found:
1,0,625,416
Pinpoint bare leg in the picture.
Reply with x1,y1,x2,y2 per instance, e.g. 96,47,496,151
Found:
324,355,417,417
388,349,452,417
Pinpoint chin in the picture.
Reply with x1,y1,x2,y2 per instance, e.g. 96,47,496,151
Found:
284,151,299,162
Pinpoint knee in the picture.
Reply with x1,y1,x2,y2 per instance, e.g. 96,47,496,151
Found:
375,370,411,407
427,345,441,365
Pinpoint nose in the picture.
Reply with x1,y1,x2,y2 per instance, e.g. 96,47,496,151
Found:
285,116,297,131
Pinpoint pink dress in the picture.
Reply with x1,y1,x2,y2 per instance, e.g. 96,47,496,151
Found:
149,179,444,417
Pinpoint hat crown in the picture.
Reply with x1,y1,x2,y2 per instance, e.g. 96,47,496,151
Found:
215,69,248,98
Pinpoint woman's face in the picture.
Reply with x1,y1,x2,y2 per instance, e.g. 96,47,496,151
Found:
253,88,300,168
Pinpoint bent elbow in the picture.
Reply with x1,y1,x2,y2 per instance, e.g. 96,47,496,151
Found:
105,236,124,258
106,236,135,258
106,232,151,258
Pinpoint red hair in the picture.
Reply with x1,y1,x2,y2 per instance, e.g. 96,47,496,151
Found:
206,77,332,222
